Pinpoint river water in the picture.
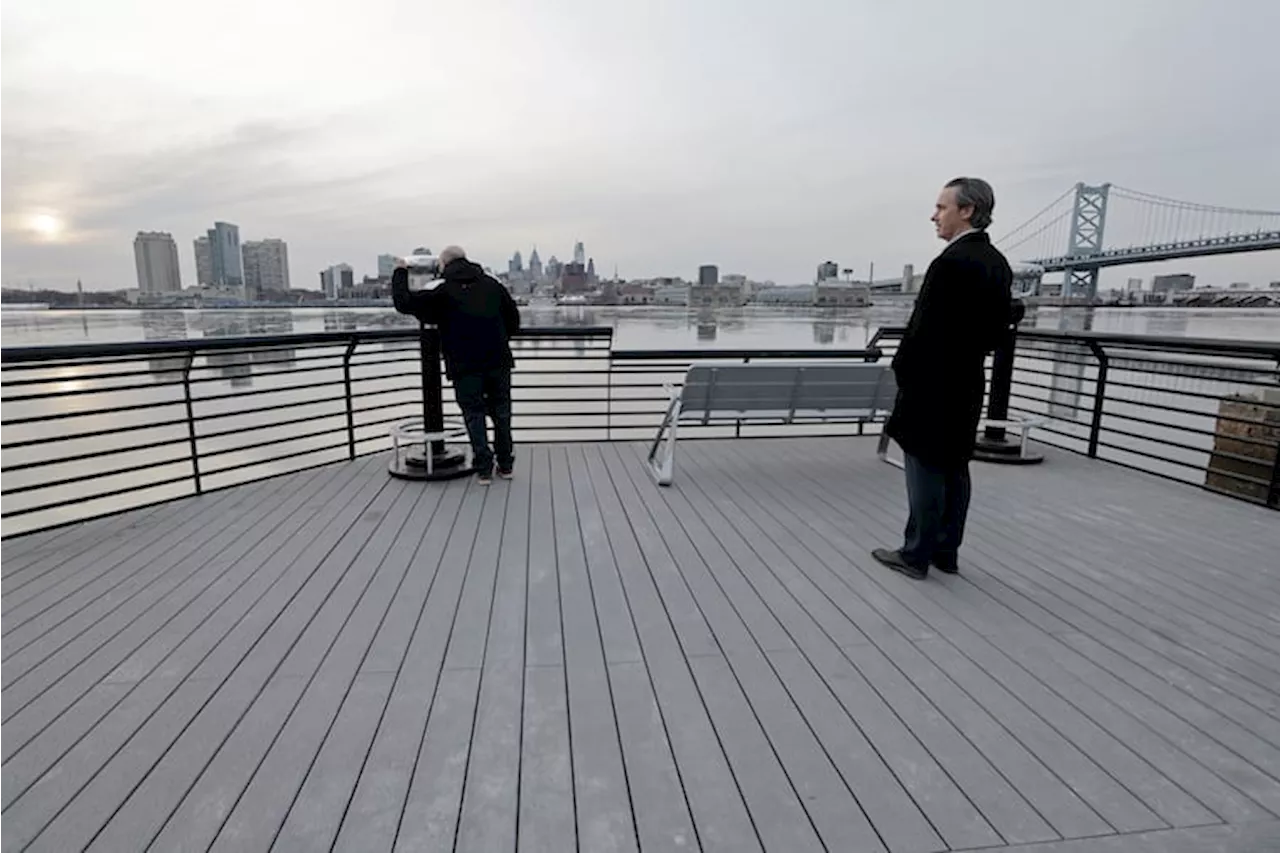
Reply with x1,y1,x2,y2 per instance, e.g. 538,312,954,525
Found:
2,305,1277,535
2,303,1279,348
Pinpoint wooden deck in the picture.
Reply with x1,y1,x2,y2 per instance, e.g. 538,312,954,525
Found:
3,437,1279,853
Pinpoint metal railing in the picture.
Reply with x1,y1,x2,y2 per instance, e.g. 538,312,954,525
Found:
0,328,886,534
871,326,1280,508
4,324,1277,535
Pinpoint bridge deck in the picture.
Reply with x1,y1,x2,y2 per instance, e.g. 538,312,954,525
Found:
3,437,1279,852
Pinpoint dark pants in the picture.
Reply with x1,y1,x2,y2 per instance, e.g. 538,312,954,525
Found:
453,367,513,473
900,452,972,569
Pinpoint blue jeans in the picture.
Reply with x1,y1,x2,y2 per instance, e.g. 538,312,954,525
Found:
900,452,972,568
452,367,513,473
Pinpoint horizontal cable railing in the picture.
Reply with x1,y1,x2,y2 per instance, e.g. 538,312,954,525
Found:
870,326,1280,508
5,324,1277,535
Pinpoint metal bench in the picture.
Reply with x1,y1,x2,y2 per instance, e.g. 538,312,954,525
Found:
647,361,898,485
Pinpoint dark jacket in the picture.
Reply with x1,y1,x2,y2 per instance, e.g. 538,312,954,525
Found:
391,258,522,379
886,231,1013,466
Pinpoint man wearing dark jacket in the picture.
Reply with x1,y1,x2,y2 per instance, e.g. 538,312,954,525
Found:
874,177,1013,580
391,245,522,484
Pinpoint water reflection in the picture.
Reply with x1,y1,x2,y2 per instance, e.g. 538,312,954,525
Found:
142,311,189,381
205,317,253,387
249,313,297,372
695,309,718,342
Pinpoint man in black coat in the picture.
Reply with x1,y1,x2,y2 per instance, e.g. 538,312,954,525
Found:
874,177,1013,580
391,245,522,484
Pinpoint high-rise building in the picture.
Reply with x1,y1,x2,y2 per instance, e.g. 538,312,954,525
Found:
560,262,589,294
134,231,183,294
529,247,543,281
377,254,399,279
1151,273,1195,293
586,258,596,282
573,241,585,266
546,255,563,283
698,264,719,286
242,238,290,299
510,250,524,275
206,222,244,291
320,263,354,299
193,236,213,285
816,260,839,282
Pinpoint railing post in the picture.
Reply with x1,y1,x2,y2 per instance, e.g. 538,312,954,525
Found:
974,299,1041,464
1269,364,1280,509
605,349,614,442
182,352,202,495
343,339,358,459
420,323,446,456
1087,340,1109,458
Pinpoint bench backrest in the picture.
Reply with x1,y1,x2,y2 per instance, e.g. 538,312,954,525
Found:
678,361,897,423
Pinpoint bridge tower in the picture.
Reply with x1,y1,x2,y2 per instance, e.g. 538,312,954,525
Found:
1062,182,1110,301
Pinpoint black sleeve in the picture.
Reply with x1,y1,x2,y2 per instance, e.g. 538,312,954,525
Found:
391,267,443,324
498,281,521,338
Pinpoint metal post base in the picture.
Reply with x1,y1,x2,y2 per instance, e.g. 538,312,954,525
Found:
974,436,1045,465
389,446,474,481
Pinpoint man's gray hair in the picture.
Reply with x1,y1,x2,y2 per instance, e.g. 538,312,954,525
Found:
945,177,995,230
439,245,467,266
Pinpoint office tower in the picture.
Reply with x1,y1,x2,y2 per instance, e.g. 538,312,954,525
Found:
320,263,354,299
698,264,719,286
207,222,244,291
242,238,291,299
134,231,183,293
573,241,585,266
194,236,213,285
377,253,398,279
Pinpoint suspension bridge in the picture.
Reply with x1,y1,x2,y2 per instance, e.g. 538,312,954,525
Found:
994,183,1280,299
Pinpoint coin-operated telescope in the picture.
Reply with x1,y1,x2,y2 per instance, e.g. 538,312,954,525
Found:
387,249,474,481
401,251,443,294
974,296,1044,464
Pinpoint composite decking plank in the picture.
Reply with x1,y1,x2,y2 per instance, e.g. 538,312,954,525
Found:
7,456,391,853
1,473,296,686
207,480,450,853
454,458,532,853
0,460,368,817
661,442,1058,846
328,479,488,852
143,477,435,852
77,475,414,852
394,470,512,852
755,441,1280,737
271,478,470,852
1,482,251,629
594,444,761,852
611,444,842,852
4,436,1278,852
1,502,181,579
548,446,639,853
578,445,713,852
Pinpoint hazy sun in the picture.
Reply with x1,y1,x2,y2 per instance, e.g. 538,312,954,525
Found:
28,213,64,240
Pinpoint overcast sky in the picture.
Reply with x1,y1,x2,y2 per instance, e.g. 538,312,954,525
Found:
3,0,1278,291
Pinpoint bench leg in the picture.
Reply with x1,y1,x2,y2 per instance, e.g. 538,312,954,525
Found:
876,430,905,470
648,398,681,486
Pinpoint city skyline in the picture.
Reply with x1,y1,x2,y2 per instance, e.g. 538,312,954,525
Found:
3,1,1278,292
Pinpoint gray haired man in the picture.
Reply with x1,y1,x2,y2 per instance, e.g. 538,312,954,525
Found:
875,177,1014,580
391,245,522,484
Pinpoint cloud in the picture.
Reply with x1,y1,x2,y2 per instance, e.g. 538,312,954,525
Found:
2,0,1278,290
